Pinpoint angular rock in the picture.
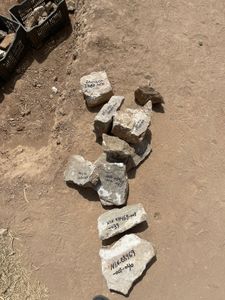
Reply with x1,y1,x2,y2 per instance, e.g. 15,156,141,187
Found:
135,85,164,105
67,0,76,12
112,108,151,144
0,33,15,50
64,155,99,188
80,71,113,107
102,134,134,165
94,96,124,138
96,162,128,207
98,203,147,240
127,132,152,171
99,234,156,295
25,6,46,29
102,133,152,171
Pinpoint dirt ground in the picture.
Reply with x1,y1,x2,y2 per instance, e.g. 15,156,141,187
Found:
1,0,225,299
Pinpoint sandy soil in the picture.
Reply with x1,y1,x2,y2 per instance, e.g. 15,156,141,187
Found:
1,0,225,299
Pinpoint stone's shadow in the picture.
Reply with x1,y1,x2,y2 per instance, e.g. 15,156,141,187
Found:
111,256,157,297
66,181,99,202
86,102,104,113
152,103,165,113
0,47,34,102
32,22,73,64
102,221,149,247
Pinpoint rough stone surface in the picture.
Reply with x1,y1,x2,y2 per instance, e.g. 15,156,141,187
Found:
67,0,76,12
96,162,128,207
64,155,99,188
80,71,113,107
98,203,147,240
0,33,15,50
102,134,134,163
102,133,152,171
99,234,156,295
112,108,151,144
94,96,124,138
135,85,164,105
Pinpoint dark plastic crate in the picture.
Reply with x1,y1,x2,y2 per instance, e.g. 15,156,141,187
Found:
0,16,26,81
9,0,69,49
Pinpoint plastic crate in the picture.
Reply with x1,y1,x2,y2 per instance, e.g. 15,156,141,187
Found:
9,0,69,49
0,16,26,81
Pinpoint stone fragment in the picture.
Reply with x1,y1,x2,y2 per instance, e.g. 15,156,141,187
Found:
96,162,128,207
94,96,124,138
102,134,134,165
0,49,6,59
0,33,15,50
25,6,46,29
127,132,152,171
64,155,99,188
80,71,113,107
102,133,151,171
0,30,7,41
99,234,156,295
135,85,164,105
98,203,147,240
52,86,58,94
67,0,76,12
112,108,151,144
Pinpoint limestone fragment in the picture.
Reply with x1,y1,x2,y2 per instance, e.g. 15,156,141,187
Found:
99,234,156,295
80,71,113,107
135,85,164,105
64,155,99,188
67,0,76,12
112,108,151,144
96,162,128,207
98,203,147,240
94,96,124,138
102,133,151,171
0,33,15,50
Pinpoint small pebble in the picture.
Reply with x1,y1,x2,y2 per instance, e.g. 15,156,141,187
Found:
52,86,58,94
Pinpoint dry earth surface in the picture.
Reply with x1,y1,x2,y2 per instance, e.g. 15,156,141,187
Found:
1,0,225,299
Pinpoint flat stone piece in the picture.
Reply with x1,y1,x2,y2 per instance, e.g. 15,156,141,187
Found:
64,155,98,188
135,85,164,105
99,234,156,295
80,71,113,107
96,162,128,207
112,108,151,144
0,33,15,50
94,96,124,138
98,203,147,240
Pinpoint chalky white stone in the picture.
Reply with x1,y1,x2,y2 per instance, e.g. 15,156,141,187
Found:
80,71,113,107
64,155,99,188
96,162,128,207
94,96,124,138
112,108,151,144
99,234,156,295
98,203,147,240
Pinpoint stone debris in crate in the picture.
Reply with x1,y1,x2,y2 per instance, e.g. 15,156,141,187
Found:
24,1,58,30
